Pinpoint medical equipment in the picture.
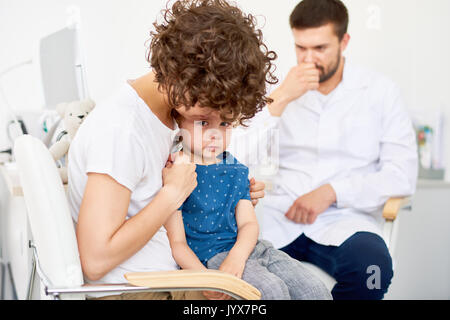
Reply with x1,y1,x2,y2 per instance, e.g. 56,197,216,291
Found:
38,23,90,148
0,60,32,138
0,119,29,158
39,26,89,109
171,135,183,154
1,22,91,157
0,60,32,161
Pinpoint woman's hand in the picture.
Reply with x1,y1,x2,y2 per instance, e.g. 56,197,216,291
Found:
162,151,197,208
249,178,265,206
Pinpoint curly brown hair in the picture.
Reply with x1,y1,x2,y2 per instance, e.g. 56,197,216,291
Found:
147,0,278,125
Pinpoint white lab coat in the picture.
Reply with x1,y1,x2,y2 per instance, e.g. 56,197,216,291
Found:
229,60,418,248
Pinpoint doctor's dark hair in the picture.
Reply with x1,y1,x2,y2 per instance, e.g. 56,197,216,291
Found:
147,0,278,125
290,0,349,40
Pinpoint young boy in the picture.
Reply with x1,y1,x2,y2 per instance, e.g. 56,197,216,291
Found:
164,111,332,300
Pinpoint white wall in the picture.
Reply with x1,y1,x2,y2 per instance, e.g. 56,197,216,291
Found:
1,1,449,174
385,183,450,300
1,0,450,300
1,1,450,173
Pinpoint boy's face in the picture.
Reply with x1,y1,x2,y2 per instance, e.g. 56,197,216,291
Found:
176,106,233,162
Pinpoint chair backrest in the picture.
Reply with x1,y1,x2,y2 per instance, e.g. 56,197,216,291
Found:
13,135,83,291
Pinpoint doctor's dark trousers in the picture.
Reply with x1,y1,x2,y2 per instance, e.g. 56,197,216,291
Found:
280,232,394,300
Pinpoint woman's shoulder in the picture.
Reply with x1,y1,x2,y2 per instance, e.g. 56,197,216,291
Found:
80,84,148,136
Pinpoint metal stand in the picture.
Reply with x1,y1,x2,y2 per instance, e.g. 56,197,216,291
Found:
7,262,18,299
0,259,18,300
0,259,4,299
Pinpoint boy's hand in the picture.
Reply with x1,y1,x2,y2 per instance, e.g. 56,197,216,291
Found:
219,251,246,279
202,252,246,300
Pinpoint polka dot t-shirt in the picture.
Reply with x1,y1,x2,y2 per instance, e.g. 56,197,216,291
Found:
179,152,251,266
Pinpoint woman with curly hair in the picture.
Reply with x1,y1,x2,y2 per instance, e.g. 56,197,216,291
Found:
67,0,328,300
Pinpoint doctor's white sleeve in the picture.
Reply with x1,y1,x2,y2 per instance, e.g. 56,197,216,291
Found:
329,85,419,213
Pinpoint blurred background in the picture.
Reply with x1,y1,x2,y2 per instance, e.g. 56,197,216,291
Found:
0,0,449,299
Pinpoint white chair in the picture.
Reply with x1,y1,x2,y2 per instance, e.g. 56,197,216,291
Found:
13,134,261,300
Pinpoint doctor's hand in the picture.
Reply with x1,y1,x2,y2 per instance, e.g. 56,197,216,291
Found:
282,63,320,101
285,184,337,225
269,63,320,117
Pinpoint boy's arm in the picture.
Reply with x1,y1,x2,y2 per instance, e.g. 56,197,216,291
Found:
219,199,259,278
165,212,232,301
164,210,207,271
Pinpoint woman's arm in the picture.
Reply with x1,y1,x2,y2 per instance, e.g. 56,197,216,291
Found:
76,159,197,281
218,199,259,278
164,210,207,271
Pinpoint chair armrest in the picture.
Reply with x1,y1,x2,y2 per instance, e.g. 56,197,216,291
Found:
382,197,412,221
46,270,261,300
125,269,261,300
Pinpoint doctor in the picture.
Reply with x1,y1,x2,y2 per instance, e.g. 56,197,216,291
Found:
236,0,418,300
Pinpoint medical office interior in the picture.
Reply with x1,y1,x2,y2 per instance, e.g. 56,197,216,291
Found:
0,0,449,300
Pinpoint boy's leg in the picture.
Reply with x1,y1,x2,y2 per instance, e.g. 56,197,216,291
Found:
258,240,332,300
241,257,291,300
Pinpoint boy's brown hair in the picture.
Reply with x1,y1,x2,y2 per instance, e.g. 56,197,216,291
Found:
148,0,278,125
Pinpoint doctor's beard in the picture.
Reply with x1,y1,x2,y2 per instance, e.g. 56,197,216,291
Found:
317,51,341,83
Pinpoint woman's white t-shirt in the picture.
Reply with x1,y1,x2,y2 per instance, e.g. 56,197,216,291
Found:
67,82,179,285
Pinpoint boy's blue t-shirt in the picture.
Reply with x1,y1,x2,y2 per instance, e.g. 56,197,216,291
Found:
179,152,251,266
